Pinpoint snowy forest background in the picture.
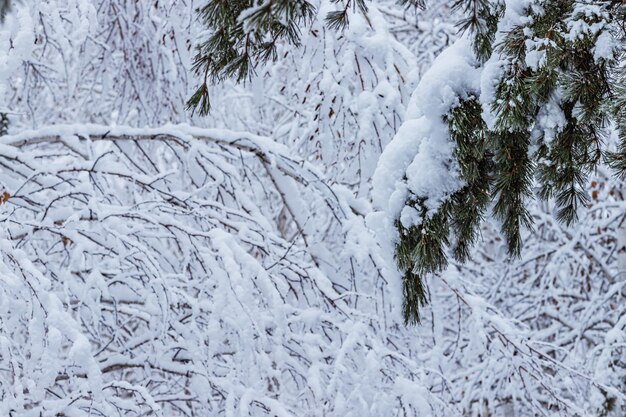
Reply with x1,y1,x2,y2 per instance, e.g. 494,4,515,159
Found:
0,0,625,416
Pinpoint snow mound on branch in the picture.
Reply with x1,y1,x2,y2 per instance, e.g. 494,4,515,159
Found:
372,36,480,236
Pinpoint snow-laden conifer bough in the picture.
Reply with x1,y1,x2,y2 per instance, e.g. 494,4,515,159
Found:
375,0,626,326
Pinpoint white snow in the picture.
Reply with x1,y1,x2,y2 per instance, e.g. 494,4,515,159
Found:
0,1,624,417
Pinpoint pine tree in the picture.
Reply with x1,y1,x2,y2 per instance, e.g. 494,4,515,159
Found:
187,0,424,115
393,0,626,324
186,0,316,115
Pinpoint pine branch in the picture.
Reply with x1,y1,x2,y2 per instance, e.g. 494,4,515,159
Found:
188,0,316,115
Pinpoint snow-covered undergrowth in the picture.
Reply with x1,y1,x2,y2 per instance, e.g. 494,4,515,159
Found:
0,123,428,416
0,1,624,416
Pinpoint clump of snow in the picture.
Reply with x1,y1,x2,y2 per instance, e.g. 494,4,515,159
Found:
373,36,480,234
400,205,421,229
567,2,615,63
593,30,615,62
533,90,567,146
524,37,555,70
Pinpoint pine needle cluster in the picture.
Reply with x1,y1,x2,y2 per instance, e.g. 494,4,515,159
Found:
188,0,424,115
397,98,493,324
187,0,316,115
397,0,626,324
